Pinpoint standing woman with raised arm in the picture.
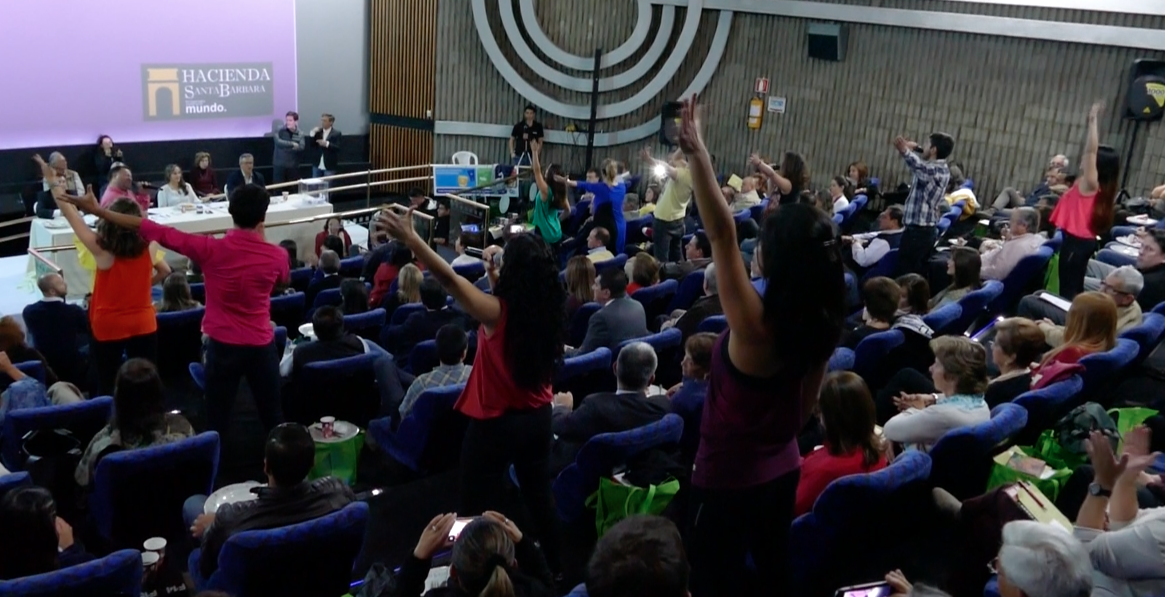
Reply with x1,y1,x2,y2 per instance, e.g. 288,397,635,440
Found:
1050,101,1119,299
529,140,568,253
750,151,810,206
558,160,627,254
34,156,169,396
376,206,568,573
677,96,847,596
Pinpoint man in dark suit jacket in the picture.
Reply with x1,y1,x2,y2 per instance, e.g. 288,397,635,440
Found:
308,113,342,179
22,273,88,385
223,153,266,198
550,341,670,473
567,268,648,356
305,250,344,308
663,262,723,343
281,306,368,378
391,278,464,364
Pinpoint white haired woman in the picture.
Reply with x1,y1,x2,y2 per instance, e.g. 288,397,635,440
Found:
994,520,1093,597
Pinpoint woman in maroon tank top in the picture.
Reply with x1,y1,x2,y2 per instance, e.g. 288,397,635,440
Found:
676,95,848,596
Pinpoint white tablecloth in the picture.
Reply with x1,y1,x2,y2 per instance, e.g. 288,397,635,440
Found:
28,195,334,298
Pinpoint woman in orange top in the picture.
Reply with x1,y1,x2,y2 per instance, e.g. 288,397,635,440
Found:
1030,291,1117,387
38,155,169,395
1049,102,1119,298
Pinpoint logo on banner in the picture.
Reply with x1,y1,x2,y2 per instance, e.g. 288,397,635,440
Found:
141,63,274,120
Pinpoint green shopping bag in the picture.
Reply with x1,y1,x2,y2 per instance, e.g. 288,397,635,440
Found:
986,446,1073,502
1109,407,1159,453
1032,429,1087,471
1043,250,1060,294
311,431,365,486
585,476,680,537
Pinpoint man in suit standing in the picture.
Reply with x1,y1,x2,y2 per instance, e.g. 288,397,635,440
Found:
550,341,670,472
305,250,343,308
22,273,88,386
273,111,304,184
224,154,266,198
309,113,342,200
567,268,648,356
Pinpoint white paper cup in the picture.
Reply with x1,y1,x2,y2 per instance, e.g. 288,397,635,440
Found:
143,537,167,553
320,416,336,438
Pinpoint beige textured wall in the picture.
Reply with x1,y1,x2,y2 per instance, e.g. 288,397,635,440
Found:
434,0,1165,198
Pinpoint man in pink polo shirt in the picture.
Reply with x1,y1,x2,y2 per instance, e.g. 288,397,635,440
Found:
100,165,152,214
65,184,290,433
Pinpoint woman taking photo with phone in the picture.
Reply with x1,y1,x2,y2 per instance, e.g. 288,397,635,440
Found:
377,204,567,572
676,95,846,595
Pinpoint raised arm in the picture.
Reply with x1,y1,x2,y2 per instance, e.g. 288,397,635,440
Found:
531,140,549,199
33,157,111,264
639,147,677,180
677,95,766,340
1078,102,1103,196
376,207,502,330
749,153,790,195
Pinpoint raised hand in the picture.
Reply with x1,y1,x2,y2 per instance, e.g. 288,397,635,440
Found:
59,185,101,213
482,511,524,544
375,207,419,243
414,513,456,559
676,94,704,155
1089,101,1105,120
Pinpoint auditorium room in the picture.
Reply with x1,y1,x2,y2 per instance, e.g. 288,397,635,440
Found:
4,0,1165,596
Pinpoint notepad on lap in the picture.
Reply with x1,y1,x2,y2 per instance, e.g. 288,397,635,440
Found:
1005,481,1072,531
1037,292,1072,312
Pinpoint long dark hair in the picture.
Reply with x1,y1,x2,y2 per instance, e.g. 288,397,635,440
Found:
819,372,882,467
951,247,982,290
895,273,931,315
159,272,199,312
0,487,59,580
760,203,846,368
112,359,166,441
780,152,810,192
493,233,566,390
340,279,369,314
97,198,147,258
1091,145,1120,234
545,164,570,211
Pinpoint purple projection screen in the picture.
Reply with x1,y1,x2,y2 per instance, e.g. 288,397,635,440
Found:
2,0,297,150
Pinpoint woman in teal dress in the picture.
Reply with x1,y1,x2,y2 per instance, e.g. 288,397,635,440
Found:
530,140,569,254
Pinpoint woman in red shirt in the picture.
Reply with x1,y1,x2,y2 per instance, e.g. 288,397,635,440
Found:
314,217,353,257
796,371,888,516
1030,291,1117,387
377,207,567,571
1049,101,1119,298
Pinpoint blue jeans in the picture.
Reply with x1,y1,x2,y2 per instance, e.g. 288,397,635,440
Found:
652,217,685,263
183,494,208,528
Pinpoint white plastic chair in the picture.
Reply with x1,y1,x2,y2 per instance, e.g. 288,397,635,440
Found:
451,151,478,165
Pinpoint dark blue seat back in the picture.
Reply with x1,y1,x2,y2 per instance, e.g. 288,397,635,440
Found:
339,255,364,278
156,307,206,377
929,403,1027,500
861,249,899,283
554,348,613,398
988,246,1053,314
569,303,602,348
370,384,467,474
0,549,143,597
343,308,386,340
0,471,31,497
697,315,727,334
270,292,306,333
2,396,113,472
189,282,206,303
1078,338,1140,396
667,270,706,312
1120,313,1165,362
617,328,683,387
852,330,905,382
295,353,383,426
1013,375,1084,444
952,280,1004,333
390,303,426,327
290,267,313,292
630,279,678,323
312,287,343,309
922,302,962,336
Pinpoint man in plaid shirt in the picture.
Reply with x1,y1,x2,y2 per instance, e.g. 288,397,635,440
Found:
893,132,954,276
395,324,472,420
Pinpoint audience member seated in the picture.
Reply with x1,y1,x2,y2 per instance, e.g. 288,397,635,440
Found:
382,263,423,322
155,272,202,313
22,273,88,385
306,250,343,308
280,306,385,378
0,486,93,580
585,227,616,263
0,353,82,444
188,152,220,198
662,263,722,343
896,273,931,316
156,164,198,208
432,200,453,248
370,243,419,307
187,260,204,284
930,247,981,309
942,164,979,218
827,176,851,215
223,153,265,197
585,515,690,597
842,277,900,349
74,359,194,488
1039,266,1143,347
0,316,59,387
314,217,353,258
983,318,1046,408
625,252,660,295
1030,291,1117,387
451,231,484,268
725,175,761,213
843,205,905,272
99,164,151,213
795,372,888,516
550,342,671,473
988,154,1069,213
399,512,554,597
564,256,597,319
391,279,466,359
339,279,370,315
393,325,473,420
978,207,1044,280
279,239,304,270
185,423,355,580
883,336,989,451
660,231,712,282
566,268,648,356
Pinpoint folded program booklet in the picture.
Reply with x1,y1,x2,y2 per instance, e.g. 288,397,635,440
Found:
1005,481,1072,531
1037,292,1072,313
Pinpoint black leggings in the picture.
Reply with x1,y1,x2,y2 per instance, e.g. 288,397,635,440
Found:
460,404,560,571
1058,232,1097,299
687,469,800,596
90,332,158,396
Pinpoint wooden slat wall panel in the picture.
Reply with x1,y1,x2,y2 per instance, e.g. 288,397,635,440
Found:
370,0,436,191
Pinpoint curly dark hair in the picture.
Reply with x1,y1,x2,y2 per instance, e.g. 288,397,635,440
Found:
97,198,147,258
493,233,566,390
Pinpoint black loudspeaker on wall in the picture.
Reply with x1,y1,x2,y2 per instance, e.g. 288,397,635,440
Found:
808,22,846,62
1125,59,1165,122
659,101,683,146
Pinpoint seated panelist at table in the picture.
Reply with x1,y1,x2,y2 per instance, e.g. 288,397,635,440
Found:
100,164,152,213
224,153,266,199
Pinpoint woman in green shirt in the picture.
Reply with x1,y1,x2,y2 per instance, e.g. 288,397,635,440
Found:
530,140,569,251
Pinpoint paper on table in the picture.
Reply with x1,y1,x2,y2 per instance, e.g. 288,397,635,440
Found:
1037,292,1072,312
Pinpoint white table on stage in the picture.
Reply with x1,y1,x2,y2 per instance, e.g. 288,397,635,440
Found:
28,195,333,298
